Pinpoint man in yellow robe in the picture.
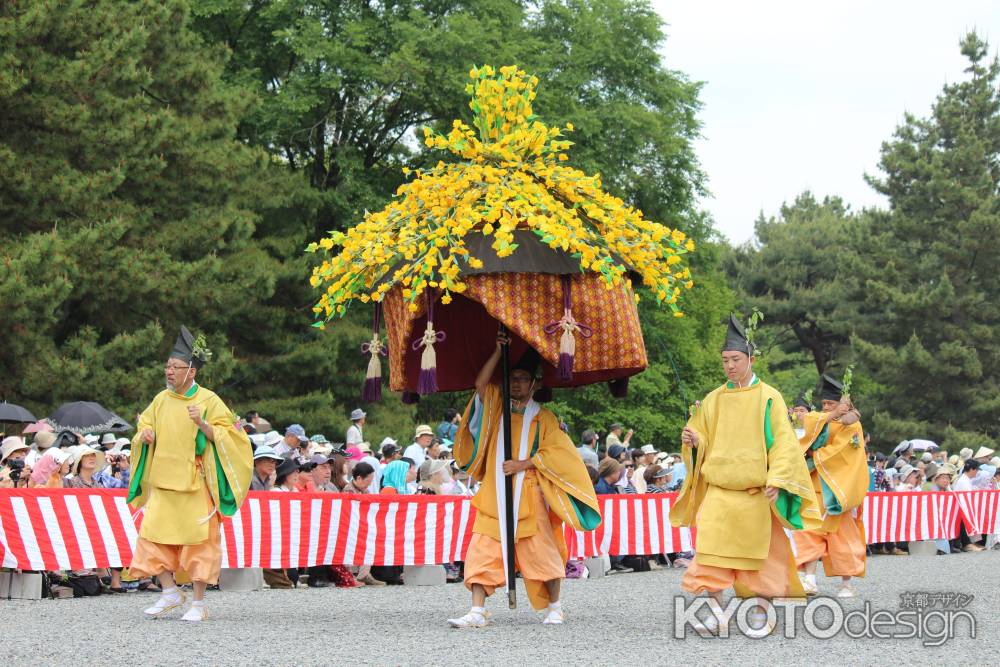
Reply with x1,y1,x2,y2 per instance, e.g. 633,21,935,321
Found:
128,326,252,621
449,333,601,628
672,315,820,637
793,374,868,598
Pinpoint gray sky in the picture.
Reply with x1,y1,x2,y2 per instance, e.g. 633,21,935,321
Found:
652,0,1000,244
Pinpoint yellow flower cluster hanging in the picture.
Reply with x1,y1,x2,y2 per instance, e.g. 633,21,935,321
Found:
308,65,695,322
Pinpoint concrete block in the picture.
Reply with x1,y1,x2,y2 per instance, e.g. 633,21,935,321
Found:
584,555,610,578
219,568,264,592
403,565,446,586
907,540,938,557
8,572,42,599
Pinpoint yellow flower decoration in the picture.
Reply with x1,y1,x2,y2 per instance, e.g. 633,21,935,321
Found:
307,65,695,321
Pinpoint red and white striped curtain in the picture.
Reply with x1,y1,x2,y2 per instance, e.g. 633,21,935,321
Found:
1,490,997,571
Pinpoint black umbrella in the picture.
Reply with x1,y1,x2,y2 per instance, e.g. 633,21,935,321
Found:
0,401,37,424
45,401,132,434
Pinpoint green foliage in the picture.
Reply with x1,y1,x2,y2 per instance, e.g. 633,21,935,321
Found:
723,192,864,376
853,32,1000,450
1,0,727,448
0,0,279,421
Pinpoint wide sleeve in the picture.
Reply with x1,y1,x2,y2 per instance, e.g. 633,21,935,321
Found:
798,412,830,454
670,394,713,528
126,399,157,507
202,394,253,517
812,420,869,511
453,384,499,482
531,412,601,531
765,395,822,531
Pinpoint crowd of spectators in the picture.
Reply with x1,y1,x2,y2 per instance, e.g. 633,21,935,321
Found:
2,406,999,598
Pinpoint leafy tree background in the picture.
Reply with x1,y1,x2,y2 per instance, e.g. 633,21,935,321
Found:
4,2,994,454
1,0,728,449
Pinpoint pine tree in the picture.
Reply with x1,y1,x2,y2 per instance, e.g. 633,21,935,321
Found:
855,32,1000,449
0,0,286,421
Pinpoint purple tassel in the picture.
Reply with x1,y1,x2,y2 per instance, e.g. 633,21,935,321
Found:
417,367,438,395
362,375,382,403
360,305,387,403
557,352,574,381
411,291,446,396
401,391,420,405
609,377,630,398
544,275,592,382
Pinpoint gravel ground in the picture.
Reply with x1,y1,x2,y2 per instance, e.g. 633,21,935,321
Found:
3,550,997,666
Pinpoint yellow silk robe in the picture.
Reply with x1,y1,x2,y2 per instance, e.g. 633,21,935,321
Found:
799,411,869,531
128,384,252,545
453,384,601,542
672,379,820,570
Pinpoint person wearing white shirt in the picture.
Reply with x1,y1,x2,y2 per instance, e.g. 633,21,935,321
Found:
346,408,366,446
403,424,434,470
952,461,977,492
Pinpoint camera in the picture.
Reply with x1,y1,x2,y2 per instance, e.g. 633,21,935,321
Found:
7,458,25,483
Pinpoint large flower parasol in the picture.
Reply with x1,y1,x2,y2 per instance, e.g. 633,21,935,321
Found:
308,65,695,401
308,65,697,607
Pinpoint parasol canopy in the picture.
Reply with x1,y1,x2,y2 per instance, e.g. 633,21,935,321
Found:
894,439,938,454
45,401,131,434
0,401,37,424
308,64,696,400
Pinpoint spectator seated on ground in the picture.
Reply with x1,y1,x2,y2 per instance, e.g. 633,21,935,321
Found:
250,445,283,490
1,436,32,488
595,458,622,494
643,464,672,493
272,458,301,492
342,462,375,494
418,459,452,495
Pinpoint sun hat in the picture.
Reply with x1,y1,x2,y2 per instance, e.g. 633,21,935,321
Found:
308,441,334,457
100,433,116,446
415,424,434,438
357,442,373,455
1,436,29,463
252,445,284,462
308,454,332,467
262,430,283,448
933,463,956,480
652,465,672,478
344,446,363,461
424,459,450,479
973,446,995,460
310,434,330,445
959,447,974,460
898,464,918,483
83,434,99,446
34,431,57,450
640,444,657,455
70,445,107,475
274,458,300,485
350,408,366,421
285,424,308,442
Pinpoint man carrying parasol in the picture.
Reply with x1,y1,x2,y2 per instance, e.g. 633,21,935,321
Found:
308,64,698,615
448,332,600,628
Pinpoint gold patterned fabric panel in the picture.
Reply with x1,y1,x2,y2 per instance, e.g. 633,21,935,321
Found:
382,273,647,392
